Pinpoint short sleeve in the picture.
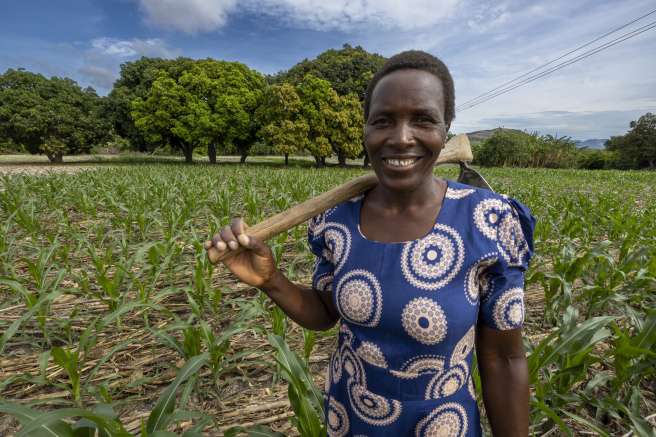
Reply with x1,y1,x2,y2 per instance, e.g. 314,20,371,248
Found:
478,197,536,330
308,212,335,292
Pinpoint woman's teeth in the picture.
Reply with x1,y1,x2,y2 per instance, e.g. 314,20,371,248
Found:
385,157,419,167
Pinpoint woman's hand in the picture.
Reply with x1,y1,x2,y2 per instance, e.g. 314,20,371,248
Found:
204,218,277,288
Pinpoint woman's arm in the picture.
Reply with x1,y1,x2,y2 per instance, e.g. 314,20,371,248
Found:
205,218,339,331
476,325,529,437
260,270,339,331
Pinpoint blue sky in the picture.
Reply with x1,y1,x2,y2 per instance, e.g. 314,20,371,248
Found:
1,0,655,139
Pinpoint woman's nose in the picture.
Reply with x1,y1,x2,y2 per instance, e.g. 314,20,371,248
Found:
390,122,415,147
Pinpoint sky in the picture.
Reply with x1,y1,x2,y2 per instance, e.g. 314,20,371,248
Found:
1,0,655,140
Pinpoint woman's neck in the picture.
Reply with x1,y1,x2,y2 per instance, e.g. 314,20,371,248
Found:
369,176,443,212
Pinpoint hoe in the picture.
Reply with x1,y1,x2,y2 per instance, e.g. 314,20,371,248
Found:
207,134,491,264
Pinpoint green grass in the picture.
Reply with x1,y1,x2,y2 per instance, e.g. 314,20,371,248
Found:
0,163,655,435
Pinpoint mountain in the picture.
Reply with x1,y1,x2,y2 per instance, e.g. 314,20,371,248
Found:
465,128,525,143
574,139,607,149
464,128,608,150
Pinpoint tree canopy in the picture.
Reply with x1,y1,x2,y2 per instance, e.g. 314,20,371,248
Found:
107,57,196,152
0,69,109,162
274,44,385,100
606,113,656,169
129,59,265,163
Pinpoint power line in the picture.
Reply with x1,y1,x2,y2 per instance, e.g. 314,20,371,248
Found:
456,7,656,111
458,20,656,112
457,20,656,112
456,9,656,113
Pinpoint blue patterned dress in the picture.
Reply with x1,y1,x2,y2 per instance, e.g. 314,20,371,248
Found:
307,180,535,437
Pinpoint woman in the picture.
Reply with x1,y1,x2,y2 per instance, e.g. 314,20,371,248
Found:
205,50,534,437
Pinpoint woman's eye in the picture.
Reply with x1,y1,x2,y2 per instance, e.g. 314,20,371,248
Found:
415,116,437,124
371,118,390,127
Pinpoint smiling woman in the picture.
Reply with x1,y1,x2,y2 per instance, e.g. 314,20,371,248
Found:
206,50,535,437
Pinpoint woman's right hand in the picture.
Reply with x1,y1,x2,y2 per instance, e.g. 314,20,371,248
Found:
204,218,278,288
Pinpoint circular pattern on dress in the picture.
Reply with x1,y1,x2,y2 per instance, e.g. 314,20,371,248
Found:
497,212,530,267
425,363,469,399
327,398,350,437
401,298,448,345
340,345,367,385
324,222,352,274
493,287,525,330
314,272,334,292
339,322,354,344
464,254,497,305
308,212,326,239
356,341,388,368
467,377,476,400
331,349,342,384
336,270,383,327
401,224,465,291
473,198,511,240
391,355,446,379
415,402,468,437
347,379,402,426
450,327,475,366
445,187,475,199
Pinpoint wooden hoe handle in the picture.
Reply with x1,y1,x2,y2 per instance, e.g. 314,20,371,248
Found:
211,134,472,263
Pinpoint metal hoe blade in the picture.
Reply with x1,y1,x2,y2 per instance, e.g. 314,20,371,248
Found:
457,162,494,191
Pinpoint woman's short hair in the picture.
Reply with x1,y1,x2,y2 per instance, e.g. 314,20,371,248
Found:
364,50,455,127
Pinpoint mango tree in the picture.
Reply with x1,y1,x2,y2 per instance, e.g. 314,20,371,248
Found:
0,69,109,162
193,60,266,163
257,83,308,166
131,73,212,163
296,75,338,167
329,93,364,166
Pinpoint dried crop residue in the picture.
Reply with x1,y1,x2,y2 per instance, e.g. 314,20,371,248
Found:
0,165,99,176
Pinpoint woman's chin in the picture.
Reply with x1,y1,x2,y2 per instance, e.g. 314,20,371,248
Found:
375,172,430,194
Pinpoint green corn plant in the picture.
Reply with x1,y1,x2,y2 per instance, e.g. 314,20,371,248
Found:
527,306,615,435
199,320,243,381
0,353,211,437
51,346,82,406
0,277,64,352
302,328,316,364
268,334,325,437
270,305,288,339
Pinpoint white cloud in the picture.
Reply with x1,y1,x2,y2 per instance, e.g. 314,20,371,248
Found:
137,0,462,33
79,38,179,92
438,0,656,138
90,37,177,58
78,65,116,90
139,0,238,33
249,0,462,31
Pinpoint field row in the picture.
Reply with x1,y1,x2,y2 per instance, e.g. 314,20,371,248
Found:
1,164,655,435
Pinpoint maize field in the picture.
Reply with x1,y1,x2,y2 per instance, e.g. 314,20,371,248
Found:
0,162,655,436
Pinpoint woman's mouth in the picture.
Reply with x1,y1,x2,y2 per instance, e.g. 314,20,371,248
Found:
383,156,422,169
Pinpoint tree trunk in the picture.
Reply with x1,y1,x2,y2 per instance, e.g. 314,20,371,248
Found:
183,146,193,163
284,153,289,166
240,151,248,163
338,153,347,167
363,154,370,168
321,156,326,167
314,155,322,168
208,144,217,164
47,153,63,163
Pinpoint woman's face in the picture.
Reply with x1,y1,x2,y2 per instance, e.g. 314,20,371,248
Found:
365,69,448,193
